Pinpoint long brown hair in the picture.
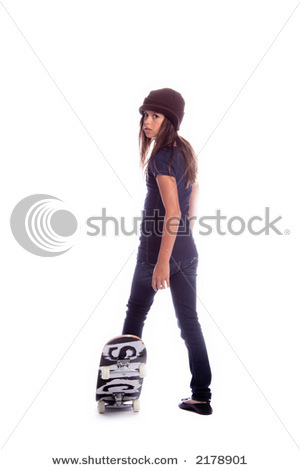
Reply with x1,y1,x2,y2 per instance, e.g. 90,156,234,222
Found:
138,114,198,188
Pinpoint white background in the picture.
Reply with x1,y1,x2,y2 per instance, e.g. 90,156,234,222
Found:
1,1,300,469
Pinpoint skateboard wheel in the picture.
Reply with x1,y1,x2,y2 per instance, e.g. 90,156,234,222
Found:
97,400,106,414
100,366,110,380
133,399,140,412
139,363,147,378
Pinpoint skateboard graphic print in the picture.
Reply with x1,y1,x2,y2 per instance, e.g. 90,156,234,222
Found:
96,335,147,413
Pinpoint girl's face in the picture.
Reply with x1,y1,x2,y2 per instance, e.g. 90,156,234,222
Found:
143,110,165,139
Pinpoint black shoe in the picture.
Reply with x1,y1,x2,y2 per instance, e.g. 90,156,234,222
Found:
178,399,213,415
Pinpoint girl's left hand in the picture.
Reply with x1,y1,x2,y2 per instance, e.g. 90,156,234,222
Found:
152,261,170,291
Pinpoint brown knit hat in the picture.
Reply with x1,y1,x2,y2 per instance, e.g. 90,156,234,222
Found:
139,88,185,131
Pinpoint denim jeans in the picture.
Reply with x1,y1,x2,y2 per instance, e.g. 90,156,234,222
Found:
122,255,212,401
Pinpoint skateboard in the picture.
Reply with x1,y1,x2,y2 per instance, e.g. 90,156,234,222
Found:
96,334,147,413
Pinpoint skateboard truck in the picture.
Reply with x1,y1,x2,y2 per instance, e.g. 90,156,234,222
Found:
113,392,125,407
117,359,131,373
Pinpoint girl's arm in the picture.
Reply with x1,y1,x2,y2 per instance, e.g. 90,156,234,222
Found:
189,180,199,230
152,174,181,291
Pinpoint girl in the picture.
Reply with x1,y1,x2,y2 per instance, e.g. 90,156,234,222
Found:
122,88,212,415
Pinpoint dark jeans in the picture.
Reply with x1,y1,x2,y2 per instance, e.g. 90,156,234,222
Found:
122,255,212,401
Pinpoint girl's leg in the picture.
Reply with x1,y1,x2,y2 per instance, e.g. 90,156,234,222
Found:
169,257,212,402
122,261,157,338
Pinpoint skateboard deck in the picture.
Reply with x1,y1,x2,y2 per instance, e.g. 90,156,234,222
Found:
96,334,147,413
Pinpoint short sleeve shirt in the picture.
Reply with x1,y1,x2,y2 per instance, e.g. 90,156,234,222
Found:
137,146,198,264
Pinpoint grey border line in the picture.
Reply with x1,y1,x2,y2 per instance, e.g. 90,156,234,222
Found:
168,252,300,451
169,1,300,196
0,1,132,199
1,248,137,451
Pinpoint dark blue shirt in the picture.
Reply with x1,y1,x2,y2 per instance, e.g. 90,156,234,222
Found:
137,146,198,264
